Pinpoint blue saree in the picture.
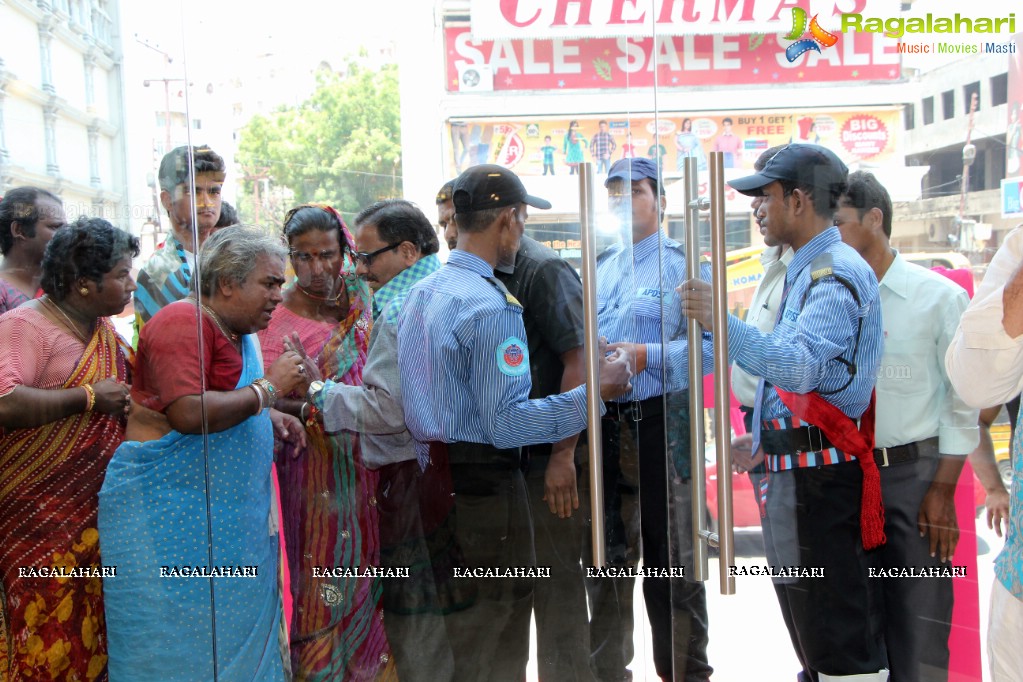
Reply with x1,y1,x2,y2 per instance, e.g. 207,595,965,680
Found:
98,334,284,681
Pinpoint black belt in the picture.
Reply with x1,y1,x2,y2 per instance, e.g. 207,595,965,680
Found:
759,425,834,455
873,437,939,467
444,441,522,469
603,396,664,421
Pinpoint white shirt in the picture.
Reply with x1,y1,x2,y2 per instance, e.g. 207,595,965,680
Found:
946,225,1023,408
875,252,977,453
731,245,792,406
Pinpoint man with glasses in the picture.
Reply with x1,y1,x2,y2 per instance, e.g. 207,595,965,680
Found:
397,164,633,681
305,199,449,681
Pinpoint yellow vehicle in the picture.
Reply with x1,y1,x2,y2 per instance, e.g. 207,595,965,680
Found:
901,251,972,271
991,421,1013,488
724,246,767,319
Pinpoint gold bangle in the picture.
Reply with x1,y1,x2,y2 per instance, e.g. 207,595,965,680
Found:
82,384,96,412
253,377,278,404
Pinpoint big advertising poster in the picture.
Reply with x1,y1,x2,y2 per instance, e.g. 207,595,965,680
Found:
446,109,901,179
445,24,900,91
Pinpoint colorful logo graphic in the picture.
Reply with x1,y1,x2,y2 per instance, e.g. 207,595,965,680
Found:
497,336,529,377
782,7,839,63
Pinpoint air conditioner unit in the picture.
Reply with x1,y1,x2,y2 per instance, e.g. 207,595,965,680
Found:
456,64,494,93
927,219,956,245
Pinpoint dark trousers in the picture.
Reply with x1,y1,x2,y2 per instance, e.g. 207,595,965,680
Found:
588,398,711,681
526,449,596,681
869,455,953,682
444,443,535,682
763,461,886,679
377,458,458,682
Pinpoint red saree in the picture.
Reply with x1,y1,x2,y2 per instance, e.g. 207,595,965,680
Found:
0,319,131,682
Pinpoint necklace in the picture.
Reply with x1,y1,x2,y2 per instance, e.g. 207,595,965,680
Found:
198,302,240,343
43,296,91,343
296,282,346,307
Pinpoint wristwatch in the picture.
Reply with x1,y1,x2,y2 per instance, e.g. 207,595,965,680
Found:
306,379,332,411
306,380,325,402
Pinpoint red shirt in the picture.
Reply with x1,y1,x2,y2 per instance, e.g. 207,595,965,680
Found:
132,300,243,412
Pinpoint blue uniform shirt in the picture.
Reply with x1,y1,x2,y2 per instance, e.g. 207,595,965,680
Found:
397,250,591,457
726,227,884,455
596,229,714,401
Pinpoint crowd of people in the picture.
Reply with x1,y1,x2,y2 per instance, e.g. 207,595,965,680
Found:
0,140,1020,682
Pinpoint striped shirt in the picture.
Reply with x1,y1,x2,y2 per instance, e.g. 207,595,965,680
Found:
596,230,713,401
397,250,590,457
726,227,883,471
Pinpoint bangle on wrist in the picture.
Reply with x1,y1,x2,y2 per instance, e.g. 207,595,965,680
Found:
253,378,278,406
300,402,310,421
250,383,267,414
82,384,96,412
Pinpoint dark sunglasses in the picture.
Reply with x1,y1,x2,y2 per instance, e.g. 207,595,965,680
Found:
354,242,402,266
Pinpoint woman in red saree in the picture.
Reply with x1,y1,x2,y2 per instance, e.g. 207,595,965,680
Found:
258,204,394,680
0,217,137,681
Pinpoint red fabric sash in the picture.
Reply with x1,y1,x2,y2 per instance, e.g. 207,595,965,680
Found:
774,388,886,550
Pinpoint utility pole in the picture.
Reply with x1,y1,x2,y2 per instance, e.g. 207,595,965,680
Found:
241,166,270,225
957,91,979,251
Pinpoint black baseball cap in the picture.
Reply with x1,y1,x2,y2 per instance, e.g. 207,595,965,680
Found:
728,144,848,197
452,164,552,214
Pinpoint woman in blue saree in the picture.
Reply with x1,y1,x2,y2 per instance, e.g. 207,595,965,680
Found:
98,226,308,681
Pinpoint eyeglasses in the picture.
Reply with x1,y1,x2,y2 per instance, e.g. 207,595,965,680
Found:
290,249,342,264
354,242,402,266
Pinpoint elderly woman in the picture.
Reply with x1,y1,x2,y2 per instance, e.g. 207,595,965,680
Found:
0,216,136,681
256,204,393,680
98,225,306,681
0,186,66,313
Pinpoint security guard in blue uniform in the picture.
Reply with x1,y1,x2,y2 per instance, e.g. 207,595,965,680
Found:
396,164,633,682
588,157,714,682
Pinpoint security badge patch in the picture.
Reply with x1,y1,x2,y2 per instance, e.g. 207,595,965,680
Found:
497,336,530,376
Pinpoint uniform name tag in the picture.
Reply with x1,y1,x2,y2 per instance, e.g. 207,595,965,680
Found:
637,287,665,299
496,336,529,377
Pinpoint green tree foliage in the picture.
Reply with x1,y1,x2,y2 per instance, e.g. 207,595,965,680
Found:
237,62,401,225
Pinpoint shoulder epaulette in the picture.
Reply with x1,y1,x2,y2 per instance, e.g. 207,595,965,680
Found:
485,276,522,309
806,252,861,306
809,253,835,282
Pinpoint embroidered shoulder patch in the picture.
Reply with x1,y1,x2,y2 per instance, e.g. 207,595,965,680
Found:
496,336,529,376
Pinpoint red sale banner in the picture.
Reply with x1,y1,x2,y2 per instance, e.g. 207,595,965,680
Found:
445,25,900,91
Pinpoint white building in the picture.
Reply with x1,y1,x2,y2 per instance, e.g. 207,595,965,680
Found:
0,0,126,223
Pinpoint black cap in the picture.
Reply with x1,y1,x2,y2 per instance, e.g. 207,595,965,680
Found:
604,157,660,187
452,164,552,215
727,144,848,197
